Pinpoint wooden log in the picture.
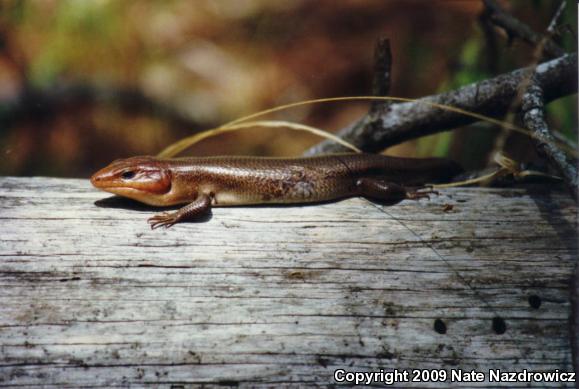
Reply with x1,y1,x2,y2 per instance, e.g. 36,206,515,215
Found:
0,176,576,388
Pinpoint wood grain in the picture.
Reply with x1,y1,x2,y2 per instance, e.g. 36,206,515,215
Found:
0,177,577,388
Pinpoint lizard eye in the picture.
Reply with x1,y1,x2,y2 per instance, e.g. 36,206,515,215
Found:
121,170,136,180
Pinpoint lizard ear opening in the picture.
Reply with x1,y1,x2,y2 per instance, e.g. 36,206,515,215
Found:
145,168,172,194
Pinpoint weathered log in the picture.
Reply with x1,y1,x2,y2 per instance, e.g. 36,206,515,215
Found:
0,177,576,387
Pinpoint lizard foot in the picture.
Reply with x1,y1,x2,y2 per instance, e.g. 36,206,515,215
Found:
148,211,181,229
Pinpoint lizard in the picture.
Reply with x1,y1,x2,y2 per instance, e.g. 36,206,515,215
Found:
90,154,462,229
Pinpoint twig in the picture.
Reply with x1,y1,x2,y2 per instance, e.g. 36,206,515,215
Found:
552,129,578,150
521,76,578,201
483,0,565,59
304,53,577,156
546,0,567,35
478,9,500,74
370,37,392,113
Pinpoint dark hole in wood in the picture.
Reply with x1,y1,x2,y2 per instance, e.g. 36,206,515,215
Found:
528,294,541,309
492,317,507,334
434,318,447,334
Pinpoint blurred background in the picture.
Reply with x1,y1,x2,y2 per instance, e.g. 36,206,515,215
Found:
0,0,575,177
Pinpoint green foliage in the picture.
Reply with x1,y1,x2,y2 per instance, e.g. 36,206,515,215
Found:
546,95,578,142
448,38,490,89
29,0,124,87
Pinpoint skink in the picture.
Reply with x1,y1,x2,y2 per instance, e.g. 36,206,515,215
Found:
90,154,462,228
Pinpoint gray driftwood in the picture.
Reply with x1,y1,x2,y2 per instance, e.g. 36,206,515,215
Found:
0,177,577,388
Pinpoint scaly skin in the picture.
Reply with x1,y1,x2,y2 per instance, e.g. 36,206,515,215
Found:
90,154,462,228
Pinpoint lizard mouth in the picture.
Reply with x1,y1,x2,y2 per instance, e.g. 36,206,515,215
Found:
94,185,174,207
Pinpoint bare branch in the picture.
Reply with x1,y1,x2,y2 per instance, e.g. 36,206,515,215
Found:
521,76,578,200
370,37,392,112
483,0,565,59
546,0,567,35
304,53,577,156
478,10,500,74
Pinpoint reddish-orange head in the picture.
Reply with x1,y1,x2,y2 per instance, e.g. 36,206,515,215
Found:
90,156,173,206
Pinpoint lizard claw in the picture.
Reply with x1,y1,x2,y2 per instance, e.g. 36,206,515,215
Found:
148,212,179,229
406,188,439,200
147,195,211,230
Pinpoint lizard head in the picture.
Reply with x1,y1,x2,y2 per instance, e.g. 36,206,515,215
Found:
90,156,173,206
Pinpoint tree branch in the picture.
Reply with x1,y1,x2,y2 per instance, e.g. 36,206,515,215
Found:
304,53,577,156
370,37,392,113
483,0,565,59
521,76,578,200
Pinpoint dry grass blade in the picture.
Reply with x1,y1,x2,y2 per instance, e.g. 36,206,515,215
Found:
157,120,361,158
158,96,576,158
433,170,505,189
433,152,562,189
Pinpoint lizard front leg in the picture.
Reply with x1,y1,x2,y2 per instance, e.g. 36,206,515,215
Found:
148,194,212,229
